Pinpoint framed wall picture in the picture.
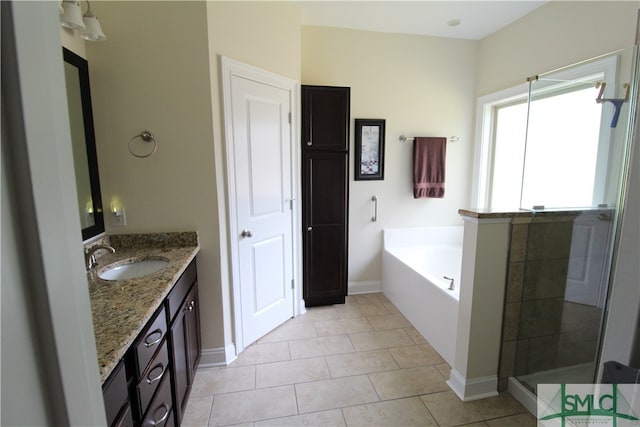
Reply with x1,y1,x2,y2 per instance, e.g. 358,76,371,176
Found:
355,119,385,180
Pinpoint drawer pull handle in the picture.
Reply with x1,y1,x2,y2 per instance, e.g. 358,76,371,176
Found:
144,329,163,348
146,363,165,384
149,403,169,426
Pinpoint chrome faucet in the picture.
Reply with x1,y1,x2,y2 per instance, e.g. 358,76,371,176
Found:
85,244,115,271
443,276,455,290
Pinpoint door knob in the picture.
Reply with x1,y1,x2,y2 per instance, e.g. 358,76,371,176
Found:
241,229,253,238
307,226,312,231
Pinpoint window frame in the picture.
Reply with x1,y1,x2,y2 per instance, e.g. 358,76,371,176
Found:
472,55,619,210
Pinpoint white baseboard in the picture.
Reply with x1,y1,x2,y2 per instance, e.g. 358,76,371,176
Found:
198,343,236,368
447,368,499,401
348,280,382,295
507,377,537,416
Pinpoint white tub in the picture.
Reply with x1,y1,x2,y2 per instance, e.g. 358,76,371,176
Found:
382,226,463,366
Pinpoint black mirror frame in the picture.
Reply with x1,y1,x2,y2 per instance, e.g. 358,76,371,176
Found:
63,47,105,241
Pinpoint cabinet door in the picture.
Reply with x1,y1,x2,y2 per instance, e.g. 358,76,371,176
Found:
303,152,349,306
302,86,350,152
185,284,201,383
102,361,129,427
170,283,201,425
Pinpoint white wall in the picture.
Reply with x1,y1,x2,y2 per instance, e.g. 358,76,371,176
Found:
2,1,104,424
85,1,224,354
85,1,301,361
302,26,477,286
477,1,637,96
205,1,301,358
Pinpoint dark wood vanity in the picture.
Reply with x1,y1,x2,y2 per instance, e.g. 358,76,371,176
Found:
101,258,200,427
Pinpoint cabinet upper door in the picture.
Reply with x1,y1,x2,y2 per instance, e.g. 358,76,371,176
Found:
302,85,350,152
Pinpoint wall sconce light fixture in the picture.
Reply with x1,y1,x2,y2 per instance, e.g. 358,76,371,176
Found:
110,199,127,226
60,0,106,42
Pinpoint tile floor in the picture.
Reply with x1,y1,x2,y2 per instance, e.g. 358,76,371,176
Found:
183,293,537,426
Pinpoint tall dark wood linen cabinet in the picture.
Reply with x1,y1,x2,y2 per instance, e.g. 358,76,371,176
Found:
301,85,350,306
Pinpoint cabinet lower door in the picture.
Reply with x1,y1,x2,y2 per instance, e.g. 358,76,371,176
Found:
170,284,201,424
302,152,348,306
171,308,189,424
186,285,201,383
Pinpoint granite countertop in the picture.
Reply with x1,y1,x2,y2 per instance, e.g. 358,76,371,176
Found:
458,206,614,219
86,232,199,383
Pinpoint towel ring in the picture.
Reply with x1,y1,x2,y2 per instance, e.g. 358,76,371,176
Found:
128,130,157,158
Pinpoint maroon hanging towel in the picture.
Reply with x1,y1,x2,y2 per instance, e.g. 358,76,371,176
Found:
413,137,446,199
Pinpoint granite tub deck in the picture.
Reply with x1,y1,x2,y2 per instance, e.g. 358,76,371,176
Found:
86,232,199,383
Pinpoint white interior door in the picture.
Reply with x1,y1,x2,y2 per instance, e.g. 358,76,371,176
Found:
223,58,296,350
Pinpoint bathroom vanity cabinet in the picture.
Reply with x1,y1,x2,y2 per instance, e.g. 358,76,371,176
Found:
101,259,200,427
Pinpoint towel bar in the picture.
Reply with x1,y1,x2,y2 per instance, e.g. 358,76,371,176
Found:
399,135,459,143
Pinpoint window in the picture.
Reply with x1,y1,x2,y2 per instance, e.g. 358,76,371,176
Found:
473,56,617,211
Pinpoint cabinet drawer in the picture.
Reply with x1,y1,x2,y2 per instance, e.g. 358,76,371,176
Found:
166,260,196,321
102,361,128,427
134,306,167,377
136,339,169,414
141,371,173,427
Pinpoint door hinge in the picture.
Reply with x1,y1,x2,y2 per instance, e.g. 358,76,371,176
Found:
288,112,292,124
291,279,294,289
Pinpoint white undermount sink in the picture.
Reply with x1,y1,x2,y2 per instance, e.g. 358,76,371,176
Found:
98,258,169,281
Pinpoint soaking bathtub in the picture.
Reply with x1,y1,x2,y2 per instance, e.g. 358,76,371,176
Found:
382,226,463,366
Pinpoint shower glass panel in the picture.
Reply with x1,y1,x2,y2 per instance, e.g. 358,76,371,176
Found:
514,45,638,393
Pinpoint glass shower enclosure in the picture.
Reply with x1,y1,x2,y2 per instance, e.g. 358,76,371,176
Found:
512,45,638,393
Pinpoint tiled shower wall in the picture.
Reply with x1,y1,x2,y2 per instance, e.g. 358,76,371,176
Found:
497,213,601,391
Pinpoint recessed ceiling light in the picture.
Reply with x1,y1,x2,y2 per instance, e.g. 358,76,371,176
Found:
447,19,462,27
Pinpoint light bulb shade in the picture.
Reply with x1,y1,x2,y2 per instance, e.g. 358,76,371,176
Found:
60,1,85,30
81,14,106,41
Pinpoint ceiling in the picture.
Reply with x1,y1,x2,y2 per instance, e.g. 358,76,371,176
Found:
298,1,548,40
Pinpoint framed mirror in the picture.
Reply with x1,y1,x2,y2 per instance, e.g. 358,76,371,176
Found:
63,47,105,241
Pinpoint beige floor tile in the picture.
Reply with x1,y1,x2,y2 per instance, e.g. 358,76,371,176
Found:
258,320,317,343
435,362,452,380
255,409,345,426
181,395,213,427
350,293,390,305
314,317,373,336
458,423,489,427
342,396,438,426
256,357,330,388
501,393,528,414
389,343,445,368
369,366,449,400
403,326,428,344
367,313,412,330
209,385,297,426
421,391,485,426
326,349,399,377
335,303,390,319
466,394,521,420
349,329,413,351
302,306,341,321
295,375,379,413
191,365,256,397
289,335,355,359
230,341,290,366
382,302,400,314
485,413,536,427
